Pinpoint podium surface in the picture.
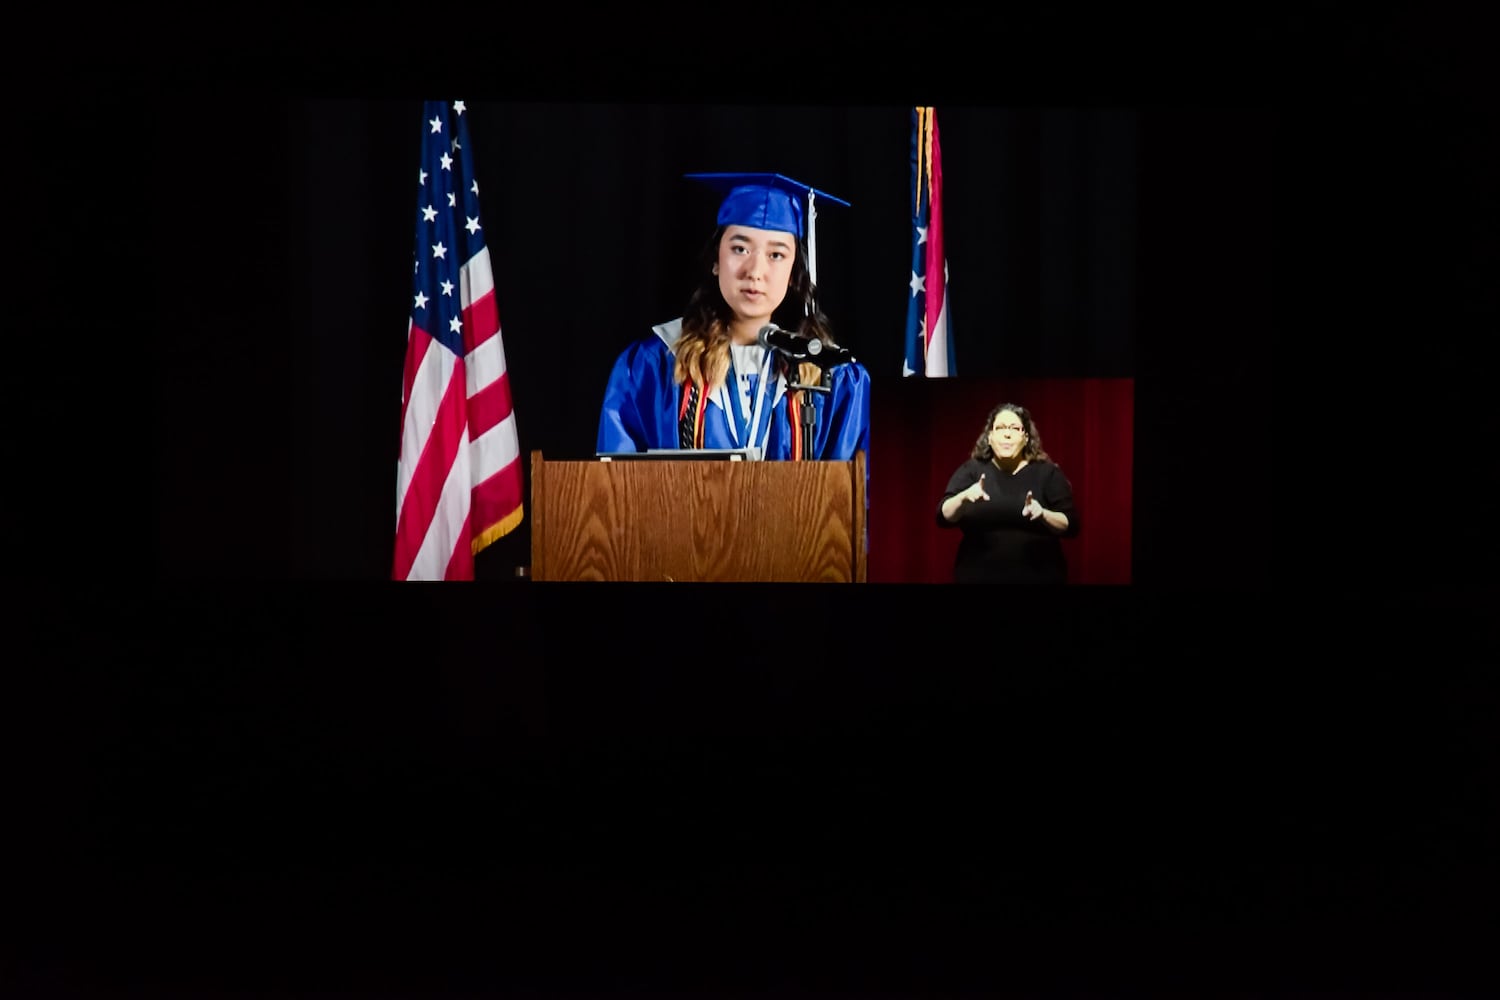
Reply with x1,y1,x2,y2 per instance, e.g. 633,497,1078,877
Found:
530,451,867,583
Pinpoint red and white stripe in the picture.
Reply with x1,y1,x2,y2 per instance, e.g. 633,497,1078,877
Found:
393,244,522,580
922,110,952,378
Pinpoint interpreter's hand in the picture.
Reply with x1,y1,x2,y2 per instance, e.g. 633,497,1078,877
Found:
962,474,990,504
1022,490,1046,520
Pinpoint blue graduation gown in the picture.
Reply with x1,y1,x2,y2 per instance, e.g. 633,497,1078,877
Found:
597,319,872,461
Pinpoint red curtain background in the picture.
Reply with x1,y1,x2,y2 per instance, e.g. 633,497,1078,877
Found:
866,377,1133,584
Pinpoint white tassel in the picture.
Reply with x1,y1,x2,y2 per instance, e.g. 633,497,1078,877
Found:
806,190,818,314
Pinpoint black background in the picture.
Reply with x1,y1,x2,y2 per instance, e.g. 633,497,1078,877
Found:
12,9,1499,997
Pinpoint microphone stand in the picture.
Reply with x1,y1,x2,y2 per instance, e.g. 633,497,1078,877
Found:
761,323,856,460
799,371,824,457
782,360,834,461
783,358,832,395
781,348,854,394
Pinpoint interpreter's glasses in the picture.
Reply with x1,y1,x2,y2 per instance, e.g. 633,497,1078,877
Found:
991,425,1025,434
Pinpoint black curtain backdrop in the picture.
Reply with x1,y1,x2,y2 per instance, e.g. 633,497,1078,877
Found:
154,100,1267,586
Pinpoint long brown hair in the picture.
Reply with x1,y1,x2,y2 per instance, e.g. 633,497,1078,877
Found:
673,226,838,391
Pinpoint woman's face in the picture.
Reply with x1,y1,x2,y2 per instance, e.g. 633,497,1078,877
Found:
988,410,1028,460
716,225,795,326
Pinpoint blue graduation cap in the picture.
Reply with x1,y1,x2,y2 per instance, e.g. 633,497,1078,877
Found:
685,172,850,289
684,172,850,240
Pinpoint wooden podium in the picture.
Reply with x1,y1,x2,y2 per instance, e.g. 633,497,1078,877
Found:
529,450,867,582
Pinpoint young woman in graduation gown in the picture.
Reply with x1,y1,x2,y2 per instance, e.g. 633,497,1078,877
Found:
597,173,870,463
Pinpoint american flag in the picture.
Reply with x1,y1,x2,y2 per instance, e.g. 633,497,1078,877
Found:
393,100,523,581
903,106,955,377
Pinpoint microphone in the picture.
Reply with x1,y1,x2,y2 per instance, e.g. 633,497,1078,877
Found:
756,324,856,367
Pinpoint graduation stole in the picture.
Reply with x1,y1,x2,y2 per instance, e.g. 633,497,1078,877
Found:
678,380,708,449
789,391,805,460
678,369,821,455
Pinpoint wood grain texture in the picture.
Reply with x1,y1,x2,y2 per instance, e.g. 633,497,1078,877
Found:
531,452,866,583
